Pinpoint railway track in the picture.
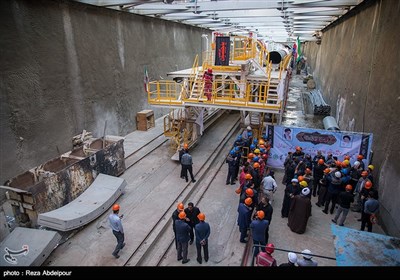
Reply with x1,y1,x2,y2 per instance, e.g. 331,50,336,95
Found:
122,114,241,266
124,133,167,169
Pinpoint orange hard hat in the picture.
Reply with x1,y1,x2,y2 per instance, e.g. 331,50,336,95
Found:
253,162,260,168
266,243,275,254
112,204,120,211
341,161,348,168
245,188,254,197
183,143,188,149
257,210,265,220
177,202,184,211
248,153,255,159
365,181,372,189
345,184,353,191
235,187,242,194
298,175,304,182
318,159,324,165
335,160,342,167
178,211,186,219
245,173,252,180
324,168,331,174
197,213,205,221
244,197,253,206
357,155,364,160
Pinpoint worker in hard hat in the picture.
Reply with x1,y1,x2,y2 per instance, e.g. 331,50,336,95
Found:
315,168,331,207
313,158,325,197
361,190,379,232
250,210,269,265
175,211,191,264
172,202,185,249
108,204,125,258
179,143,189,179
323,171,343,215
352,171,372,213
237,197,253,243
331,185,354,226
367,165,375,183
255,243,277,266
297,249,318,266
292,146,304,162
255,196,273,244
288,188,312,234
194,213,210,264
181,149,196,183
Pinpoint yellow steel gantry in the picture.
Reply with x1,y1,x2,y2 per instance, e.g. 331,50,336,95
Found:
146,35,292,154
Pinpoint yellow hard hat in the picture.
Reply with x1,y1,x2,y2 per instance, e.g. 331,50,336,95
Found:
368,165,374,171
299,181,308,187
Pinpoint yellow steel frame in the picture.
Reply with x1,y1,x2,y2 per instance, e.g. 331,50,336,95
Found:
147,35,285,113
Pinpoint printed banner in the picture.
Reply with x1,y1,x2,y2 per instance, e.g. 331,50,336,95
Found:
215,36,230,66
266,125,373,169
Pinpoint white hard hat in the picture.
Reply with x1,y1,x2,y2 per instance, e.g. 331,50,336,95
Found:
302,249,312,259
288,252,297,264
291,178,298,183
353,161,360,167
335,171,342,178
247,126,252,130
301,187,310,196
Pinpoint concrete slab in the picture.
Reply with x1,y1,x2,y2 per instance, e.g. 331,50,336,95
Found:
37,174,126,231
0,227,61,266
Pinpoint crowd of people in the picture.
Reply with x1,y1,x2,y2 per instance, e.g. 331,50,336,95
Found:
107,127,379,266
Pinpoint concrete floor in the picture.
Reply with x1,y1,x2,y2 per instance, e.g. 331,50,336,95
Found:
44,72,385,267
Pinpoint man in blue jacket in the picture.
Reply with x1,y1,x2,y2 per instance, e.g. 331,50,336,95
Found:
195,213,211,264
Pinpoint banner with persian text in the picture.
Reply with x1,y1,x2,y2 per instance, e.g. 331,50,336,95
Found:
266,125,373,169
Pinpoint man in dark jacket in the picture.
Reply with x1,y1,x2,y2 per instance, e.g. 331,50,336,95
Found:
332,184,354,226
184,202,201,245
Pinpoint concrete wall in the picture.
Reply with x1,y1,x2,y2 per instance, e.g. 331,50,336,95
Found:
303,0,400,237
0,0,208,183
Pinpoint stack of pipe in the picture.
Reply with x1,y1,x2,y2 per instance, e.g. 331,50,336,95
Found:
309,89,331,115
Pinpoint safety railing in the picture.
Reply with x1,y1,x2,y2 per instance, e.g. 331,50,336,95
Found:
187,77,282,111
279,54,292,80
147,80,183,106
